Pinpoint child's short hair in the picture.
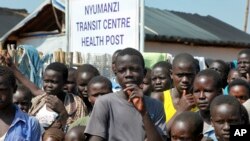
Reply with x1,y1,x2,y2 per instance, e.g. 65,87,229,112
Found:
117,48,145,69
209,60,230,75
210,95,241,113
152,61,172,70
43,128,65,141
16,84,32,100
195,69,222,90
240,105,250,124
172,53,195,68
45,62,68,82
0,66,16,87
112,49,122,64
87,76,112,92
66,126,86,141
77,64,100,76
238,49,250,56
68,67,77,73
228,79,250,97
172,111,203,135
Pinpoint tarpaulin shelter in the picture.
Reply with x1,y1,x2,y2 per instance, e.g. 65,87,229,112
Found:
0,0,65,53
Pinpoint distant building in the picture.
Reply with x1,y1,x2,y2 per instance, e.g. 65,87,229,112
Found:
144,7,250,61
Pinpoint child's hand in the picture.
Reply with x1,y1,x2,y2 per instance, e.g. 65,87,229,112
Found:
5,52,14,67
45,95,67,114
123,84,145,115
241,73,250,83
0,52,14,67
177,90,196,112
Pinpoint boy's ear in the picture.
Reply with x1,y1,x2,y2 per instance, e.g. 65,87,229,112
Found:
113,67,117,76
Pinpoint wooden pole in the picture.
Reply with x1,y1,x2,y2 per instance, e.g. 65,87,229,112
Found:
244,0,250,32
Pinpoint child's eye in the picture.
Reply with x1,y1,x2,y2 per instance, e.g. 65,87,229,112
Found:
215,120,224,124
151,77,156,81
193,90,200,94
159,76,166,79
177,74,183,77
204,90,213,93
171,136,178,140
229,120,241,125
117,68,125,73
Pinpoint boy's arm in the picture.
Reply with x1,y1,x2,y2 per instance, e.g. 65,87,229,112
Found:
6,54,43,96
142,112,164,141
10,65,43,96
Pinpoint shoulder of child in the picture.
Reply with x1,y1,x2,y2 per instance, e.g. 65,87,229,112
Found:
31,93,46,104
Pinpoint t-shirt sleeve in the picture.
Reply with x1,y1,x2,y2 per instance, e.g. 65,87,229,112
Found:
146,98,168,139
154,102,168,139
84,96,109,139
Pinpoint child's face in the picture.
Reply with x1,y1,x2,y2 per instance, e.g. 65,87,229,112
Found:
13,90,31,113
43,69,64,95
172,62,196,94
193,76,220,111
227,71,241,84
229,85,249,104
151,67,171,92
64,71,76,94
209,62,226,79
237,53,250,77
171,121,199,141
114,55,144,89
76,72,95,99
0,76,15,110
211,104,241,141
88,82,111,105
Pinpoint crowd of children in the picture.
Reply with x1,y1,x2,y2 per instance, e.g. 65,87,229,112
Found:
0,47,249,141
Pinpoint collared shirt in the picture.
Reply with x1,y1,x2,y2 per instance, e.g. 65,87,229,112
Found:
203,125,217,141
4,106,41,141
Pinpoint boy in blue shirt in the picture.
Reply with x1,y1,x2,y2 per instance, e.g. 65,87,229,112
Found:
0,66,41,141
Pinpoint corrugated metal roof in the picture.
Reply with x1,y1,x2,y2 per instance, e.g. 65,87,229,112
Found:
145,6,250,48
2,4,250,48
0,7,27,37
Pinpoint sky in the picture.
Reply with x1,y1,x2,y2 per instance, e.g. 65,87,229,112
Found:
0,0,249,33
